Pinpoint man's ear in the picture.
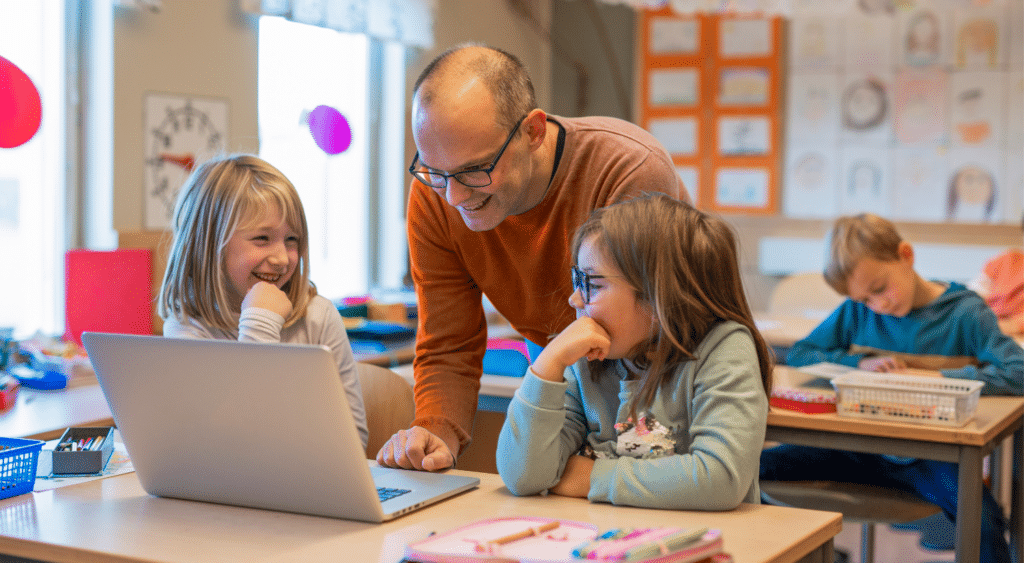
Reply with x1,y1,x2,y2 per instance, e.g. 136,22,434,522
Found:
523,109,547,150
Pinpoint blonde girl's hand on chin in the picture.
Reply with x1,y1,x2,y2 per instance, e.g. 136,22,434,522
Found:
241,281,293,319
530,317,611,382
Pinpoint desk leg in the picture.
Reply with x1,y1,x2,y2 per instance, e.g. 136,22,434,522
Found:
1012,426,1023,563
957,447,984,563
795,537,833,563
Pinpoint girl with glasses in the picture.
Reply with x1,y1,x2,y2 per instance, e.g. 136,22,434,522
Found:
497,193,772,509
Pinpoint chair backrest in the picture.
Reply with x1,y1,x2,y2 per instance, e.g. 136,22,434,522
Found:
768,272,846,320
356,362,415,459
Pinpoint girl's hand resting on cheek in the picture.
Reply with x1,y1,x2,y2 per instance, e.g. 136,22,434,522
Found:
241,281,293,319
530,317,611,382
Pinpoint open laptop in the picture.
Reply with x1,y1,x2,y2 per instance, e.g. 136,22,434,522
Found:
82,331,479,522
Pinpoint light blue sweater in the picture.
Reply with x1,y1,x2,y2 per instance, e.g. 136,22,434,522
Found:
497,321,768,510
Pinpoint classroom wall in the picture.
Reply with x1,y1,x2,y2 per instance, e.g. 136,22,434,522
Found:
108,0,552,235
547,7,1022,312
110,1,259,233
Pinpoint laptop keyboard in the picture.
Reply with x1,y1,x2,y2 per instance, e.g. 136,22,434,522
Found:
377,486,412,502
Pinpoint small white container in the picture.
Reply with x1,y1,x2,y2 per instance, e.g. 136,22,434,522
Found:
832,372,983,427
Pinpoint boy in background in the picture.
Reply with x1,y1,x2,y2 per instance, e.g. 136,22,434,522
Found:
762,213,1023,563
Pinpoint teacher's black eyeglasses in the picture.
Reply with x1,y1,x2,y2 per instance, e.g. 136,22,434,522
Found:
408,115,527,189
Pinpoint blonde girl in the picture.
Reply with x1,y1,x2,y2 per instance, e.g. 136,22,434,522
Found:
158,154,367,448
497,193,772,510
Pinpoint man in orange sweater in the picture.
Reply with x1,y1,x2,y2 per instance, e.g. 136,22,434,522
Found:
376,44,688,471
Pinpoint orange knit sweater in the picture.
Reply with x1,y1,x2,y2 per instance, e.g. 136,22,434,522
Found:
406,115,688,455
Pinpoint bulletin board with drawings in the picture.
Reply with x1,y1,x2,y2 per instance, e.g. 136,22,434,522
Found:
782,0,1022,225
637,9,783,215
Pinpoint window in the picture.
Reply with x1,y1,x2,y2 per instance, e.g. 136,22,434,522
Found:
261,16,407,302
0,0,69,338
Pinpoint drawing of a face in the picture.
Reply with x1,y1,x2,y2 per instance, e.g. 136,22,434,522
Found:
955,166,994,205
843,79,887,131
947,164,996,220
906,11,940,65
849,161,881,197
793,153,826,190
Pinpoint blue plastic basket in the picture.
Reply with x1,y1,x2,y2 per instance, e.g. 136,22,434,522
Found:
0,437,44,500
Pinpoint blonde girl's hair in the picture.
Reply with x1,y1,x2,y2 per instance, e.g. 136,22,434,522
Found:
571,193,773,419
823,213,903,296
158,154,316,331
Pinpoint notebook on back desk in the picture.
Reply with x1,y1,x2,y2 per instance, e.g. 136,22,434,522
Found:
81,332,479,522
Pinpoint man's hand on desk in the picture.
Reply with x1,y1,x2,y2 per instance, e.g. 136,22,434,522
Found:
376,426,456,472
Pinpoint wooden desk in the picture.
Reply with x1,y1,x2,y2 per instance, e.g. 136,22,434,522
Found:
769,366,1024,563
0,376,113,440
0,470,841,563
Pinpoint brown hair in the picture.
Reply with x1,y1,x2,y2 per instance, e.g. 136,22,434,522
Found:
571,193,773,419
158,154,316,331
823,213,903,295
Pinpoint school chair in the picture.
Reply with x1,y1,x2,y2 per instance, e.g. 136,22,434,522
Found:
356,362,415,459
761,478,942,563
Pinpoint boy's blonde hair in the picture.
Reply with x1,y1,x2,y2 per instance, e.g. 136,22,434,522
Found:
571,193,773,419
158,154,315,331
824,213,904,295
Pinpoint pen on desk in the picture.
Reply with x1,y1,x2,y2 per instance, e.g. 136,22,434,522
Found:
476,520,560,552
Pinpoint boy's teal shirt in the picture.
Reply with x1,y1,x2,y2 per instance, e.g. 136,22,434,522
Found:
787,281,1024,395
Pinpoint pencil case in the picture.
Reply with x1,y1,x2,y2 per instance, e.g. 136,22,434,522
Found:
52,426,115,474
404,516,724,562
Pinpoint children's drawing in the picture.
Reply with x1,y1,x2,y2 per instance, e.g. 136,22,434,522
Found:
844,14,894,69
842,77,888,131
894,70,946,144
949,72,1003,148
649,68,699,106
716,168,769,208
718,116,770,155
718,18,772,58
787,73,839,142
675,166,699,205
718,67,770,106
953,14,1001,70
903,10,942,67
789,16,841,70
650,17,699,54
647,117,698,156
890,146,947,222
947,164,998,223
840,147,890,215
784,147,838,218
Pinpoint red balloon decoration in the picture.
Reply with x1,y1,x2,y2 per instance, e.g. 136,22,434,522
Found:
0,55,43,149
308,105,352,155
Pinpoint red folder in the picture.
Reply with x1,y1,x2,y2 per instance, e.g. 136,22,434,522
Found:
64,249,153,346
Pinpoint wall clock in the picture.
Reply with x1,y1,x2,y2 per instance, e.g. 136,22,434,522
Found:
143,92,229,230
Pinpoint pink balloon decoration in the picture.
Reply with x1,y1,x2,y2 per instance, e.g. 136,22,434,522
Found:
0,55,42,149
308,105,352,155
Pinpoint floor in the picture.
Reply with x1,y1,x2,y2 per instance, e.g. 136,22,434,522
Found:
833,520,955,563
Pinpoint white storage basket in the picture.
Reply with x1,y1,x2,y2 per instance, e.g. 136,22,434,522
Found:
831,372,983,427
